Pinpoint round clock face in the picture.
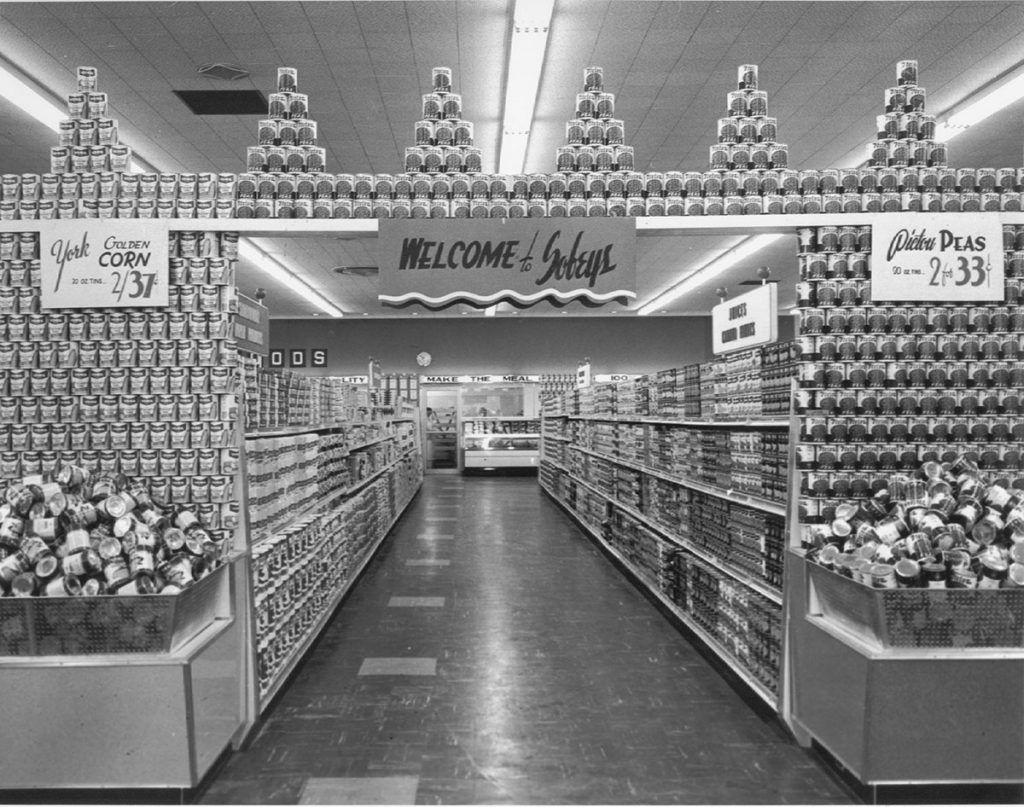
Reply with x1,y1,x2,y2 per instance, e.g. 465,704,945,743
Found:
416,351,432,367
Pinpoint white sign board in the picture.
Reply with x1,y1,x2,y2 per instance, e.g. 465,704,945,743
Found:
870,213,1004,302
420,374,541,384
594,374,641,383
712,284,778,355
40,220,169,309
576,362,592,389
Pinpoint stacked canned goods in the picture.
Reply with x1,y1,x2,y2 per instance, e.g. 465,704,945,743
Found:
0,470,221,598
796,224,1024,589
807,463,1024,590
866,60,946,171
403,67,483,179
0,230,241,545
710,65,788,172
556,66,634,174
0,68,237,221
253,453,422,699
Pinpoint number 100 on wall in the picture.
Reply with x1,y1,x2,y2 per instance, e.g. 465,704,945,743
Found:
871,213,1004,303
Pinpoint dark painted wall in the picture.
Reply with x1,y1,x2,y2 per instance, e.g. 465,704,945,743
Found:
268,315,796,376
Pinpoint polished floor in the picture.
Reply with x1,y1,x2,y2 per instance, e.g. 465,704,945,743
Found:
197,475,859,805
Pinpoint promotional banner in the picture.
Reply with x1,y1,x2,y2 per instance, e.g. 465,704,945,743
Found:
712,284,778,355
40,220,169,309
870,212,1004,302
378,219,636,309
420,374,541,384
234,293,270,356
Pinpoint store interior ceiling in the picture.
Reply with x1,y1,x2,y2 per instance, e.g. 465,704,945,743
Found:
3,1,1024,319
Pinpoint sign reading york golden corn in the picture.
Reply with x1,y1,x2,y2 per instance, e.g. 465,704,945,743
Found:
378,219,636,309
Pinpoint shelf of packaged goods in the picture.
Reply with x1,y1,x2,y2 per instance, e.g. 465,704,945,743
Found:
249,447,418,546
244,418,411,441
561,414,789,429
541,434,572,442
258,482,422,712
464,433,540,440
569,446,787,518
538,479,778,709
541,460,783,605
463,416,537,421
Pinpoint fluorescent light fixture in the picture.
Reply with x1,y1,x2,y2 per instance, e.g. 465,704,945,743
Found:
0,62,64,132
637,234,786,315
935,71,1024,142
498,0,555,173
238,240,345,318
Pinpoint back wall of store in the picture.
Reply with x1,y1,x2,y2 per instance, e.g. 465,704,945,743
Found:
269,315,796,375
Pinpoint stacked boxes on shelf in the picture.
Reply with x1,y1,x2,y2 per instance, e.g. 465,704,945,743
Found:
240,68,328,219
796,223,1024,590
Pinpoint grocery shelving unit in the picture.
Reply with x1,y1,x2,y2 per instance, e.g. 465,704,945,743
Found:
245,414,422,712
540,399,791,708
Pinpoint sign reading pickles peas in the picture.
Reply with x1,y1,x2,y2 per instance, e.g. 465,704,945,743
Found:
870,213,1004,302
40,220,169,309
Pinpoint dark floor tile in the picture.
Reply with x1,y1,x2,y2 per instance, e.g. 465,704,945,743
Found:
195,476,859,805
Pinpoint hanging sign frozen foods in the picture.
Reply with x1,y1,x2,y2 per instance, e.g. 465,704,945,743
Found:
377,219,636,309
39,220,169,309
870,213,1004,303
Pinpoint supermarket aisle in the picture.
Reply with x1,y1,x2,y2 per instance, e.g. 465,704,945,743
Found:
197,476,857,805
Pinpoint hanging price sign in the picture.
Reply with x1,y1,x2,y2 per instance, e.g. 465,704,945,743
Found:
870,213,1004,302
39,220,169,309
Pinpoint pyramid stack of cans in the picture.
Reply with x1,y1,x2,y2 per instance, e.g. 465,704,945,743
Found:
405,67,483,175
239,68,328,218
709,65,788,172
0,470,222,598
0,67,237,220
556,66,634,173
866,60,945,170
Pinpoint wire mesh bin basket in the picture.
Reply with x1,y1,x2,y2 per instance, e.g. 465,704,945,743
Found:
0,564,231,657
806,560,1024,649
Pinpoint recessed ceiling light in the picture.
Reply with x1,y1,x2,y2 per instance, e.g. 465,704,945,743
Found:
412,312,419,316
362,312,369,316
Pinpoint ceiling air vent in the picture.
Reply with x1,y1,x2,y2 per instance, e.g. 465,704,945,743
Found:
174,90,267,115
197,62,250,81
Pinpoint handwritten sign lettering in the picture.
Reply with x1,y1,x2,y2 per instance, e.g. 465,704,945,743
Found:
40,220,169,309
871,213,1003,302
379,219,635,309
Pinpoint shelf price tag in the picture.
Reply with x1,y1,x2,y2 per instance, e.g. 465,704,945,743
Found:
40,220,169,309
870,213,1004,302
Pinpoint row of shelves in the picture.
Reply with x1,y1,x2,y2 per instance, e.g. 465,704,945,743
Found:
243,416,415,440
548,414,790,429
257,476,422,710
564,444,786,518
249,446,419,545
540,458,782,605
539,478,777,708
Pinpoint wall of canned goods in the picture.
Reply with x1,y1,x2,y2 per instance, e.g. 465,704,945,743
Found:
4,58,1024,223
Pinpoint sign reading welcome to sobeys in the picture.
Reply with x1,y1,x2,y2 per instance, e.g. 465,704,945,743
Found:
870,212,1004,302
377,219,636,308
40,220,170,309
